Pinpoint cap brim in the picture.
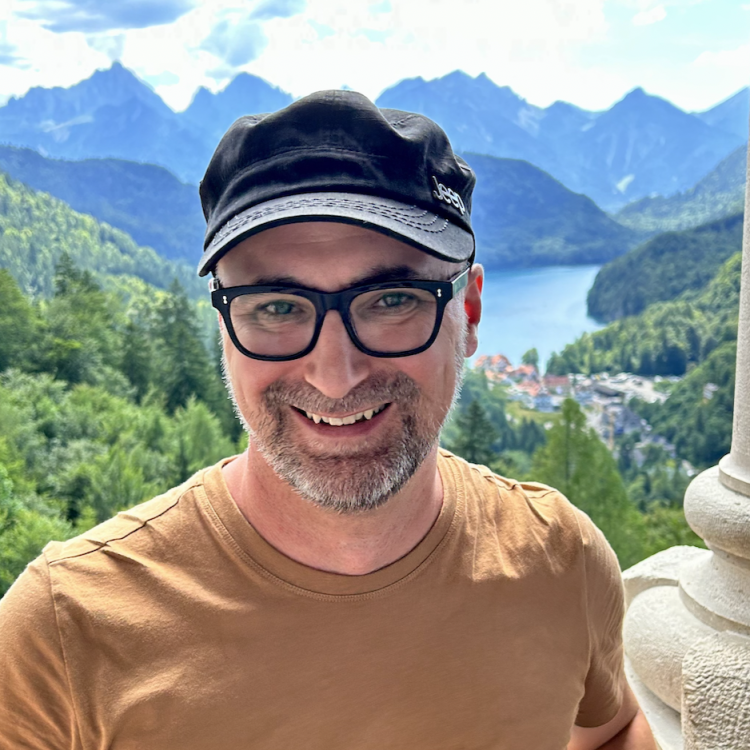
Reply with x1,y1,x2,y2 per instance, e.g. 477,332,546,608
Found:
197,192,475,277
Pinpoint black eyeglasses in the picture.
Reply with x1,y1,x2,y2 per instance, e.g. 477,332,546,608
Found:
210,266,470,361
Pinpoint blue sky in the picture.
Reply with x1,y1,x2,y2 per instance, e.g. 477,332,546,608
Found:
2,0,748,112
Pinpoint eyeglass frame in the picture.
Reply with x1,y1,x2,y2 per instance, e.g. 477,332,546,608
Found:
209,265,471,361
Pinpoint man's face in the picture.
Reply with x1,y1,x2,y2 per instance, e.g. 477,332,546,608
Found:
217,222,482,513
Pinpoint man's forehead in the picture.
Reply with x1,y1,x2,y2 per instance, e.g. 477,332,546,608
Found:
216,221,454,286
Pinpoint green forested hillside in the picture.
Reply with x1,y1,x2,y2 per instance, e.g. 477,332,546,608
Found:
0,171,202,299
548,248,741,471
0,164,234,595
615,144,746,234
631,341,736,468
548,250,742,377
587,212,743,321
0,146,204,264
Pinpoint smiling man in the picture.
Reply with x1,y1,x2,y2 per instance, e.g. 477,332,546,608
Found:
0,91,656,749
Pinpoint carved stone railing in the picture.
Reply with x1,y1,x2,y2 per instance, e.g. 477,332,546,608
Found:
621,138,750,750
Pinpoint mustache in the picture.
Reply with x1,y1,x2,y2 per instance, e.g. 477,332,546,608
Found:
262,371,421,415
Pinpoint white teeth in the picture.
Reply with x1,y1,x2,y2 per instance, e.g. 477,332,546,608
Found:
301,404,387,426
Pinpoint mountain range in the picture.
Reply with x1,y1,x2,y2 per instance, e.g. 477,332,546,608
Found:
0,64,210,183
0,63,745,211
693,87,750,140
182,74,293,147
466,153,639,266
378,73,746,210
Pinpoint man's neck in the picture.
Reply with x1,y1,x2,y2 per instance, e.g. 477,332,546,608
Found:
222,446,444,576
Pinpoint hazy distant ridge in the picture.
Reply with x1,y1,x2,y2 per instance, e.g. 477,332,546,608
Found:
615,145,747,233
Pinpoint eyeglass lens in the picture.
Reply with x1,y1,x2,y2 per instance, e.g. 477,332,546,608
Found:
229,287,439,357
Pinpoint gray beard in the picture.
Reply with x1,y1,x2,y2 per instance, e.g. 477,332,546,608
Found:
220,315,466,514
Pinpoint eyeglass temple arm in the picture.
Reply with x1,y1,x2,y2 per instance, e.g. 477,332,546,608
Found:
451,266,471,296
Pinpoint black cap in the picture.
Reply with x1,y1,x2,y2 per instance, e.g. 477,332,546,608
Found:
197,89,476,277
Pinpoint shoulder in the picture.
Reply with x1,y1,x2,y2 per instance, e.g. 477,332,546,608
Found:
438,449,601,577
2,461,234,652
42,466,213,567
439,448,586,533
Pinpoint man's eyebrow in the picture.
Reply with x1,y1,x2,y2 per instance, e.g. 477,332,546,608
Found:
244,265,427,288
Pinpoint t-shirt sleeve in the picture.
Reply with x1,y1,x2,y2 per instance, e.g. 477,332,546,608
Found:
0,552,78,748
573,509,627,728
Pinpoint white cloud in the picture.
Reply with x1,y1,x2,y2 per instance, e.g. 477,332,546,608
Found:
681,43,750,111
614,0,703,9
612,0,660,10
86,33,126,61
200,11,268,69
1,16,106,99
247,0,609,106
693,43,750,71
14,0,197,33
632,4,666,25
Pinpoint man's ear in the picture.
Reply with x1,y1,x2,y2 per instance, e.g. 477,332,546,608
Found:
463,264,483,358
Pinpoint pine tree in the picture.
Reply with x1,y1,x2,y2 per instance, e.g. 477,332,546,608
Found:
531,399,644,567
152,281,217,414
0,270,35,372
120,319,153,403
516,418,546,455
38,254,122,384
521,347,539,369
447,399,499,466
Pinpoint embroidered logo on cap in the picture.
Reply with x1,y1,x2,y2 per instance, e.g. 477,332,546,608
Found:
432,176,466,215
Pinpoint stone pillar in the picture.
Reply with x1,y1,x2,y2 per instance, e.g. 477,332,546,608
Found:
621,139,750,749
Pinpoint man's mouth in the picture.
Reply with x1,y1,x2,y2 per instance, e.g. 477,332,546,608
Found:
295,403,390,426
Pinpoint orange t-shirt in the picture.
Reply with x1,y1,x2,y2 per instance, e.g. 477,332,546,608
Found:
0,450,624,749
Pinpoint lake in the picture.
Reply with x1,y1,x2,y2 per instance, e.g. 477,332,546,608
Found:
473,265,604,370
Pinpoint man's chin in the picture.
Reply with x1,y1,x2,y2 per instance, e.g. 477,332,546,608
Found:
260,439,433,514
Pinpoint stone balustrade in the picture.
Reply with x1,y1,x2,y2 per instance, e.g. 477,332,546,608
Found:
621,138,750,749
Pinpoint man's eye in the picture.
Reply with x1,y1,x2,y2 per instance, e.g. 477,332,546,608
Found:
376,292,416,309
260,300,297,316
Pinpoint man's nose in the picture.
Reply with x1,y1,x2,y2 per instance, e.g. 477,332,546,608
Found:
302,311,372,400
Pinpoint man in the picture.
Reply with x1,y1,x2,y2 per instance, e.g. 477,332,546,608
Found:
0,91,656,749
